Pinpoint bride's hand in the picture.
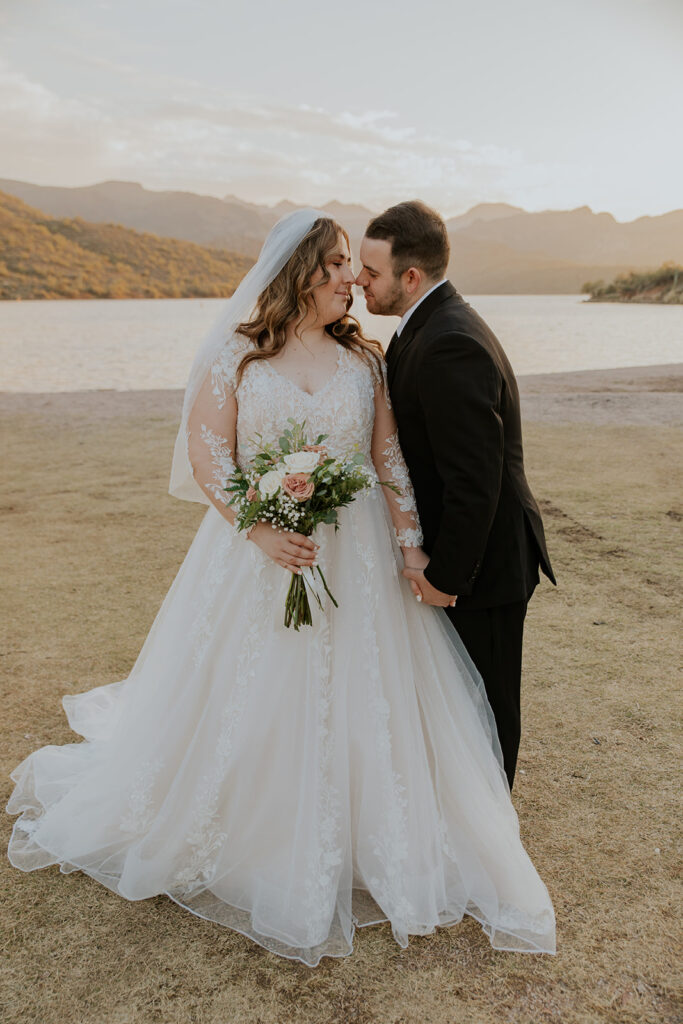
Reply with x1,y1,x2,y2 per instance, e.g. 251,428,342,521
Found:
403,567,457,608
401,547,457,608
248,522,319,573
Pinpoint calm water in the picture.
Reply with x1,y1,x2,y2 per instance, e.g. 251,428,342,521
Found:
1,294,681,392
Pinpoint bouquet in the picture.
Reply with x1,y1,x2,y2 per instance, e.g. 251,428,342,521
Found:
225,419,395,630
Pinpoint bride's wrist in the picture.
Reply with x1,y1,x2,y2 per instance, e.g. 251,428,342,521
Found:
245,521,264,543
401,546,428,569
247,521,279,548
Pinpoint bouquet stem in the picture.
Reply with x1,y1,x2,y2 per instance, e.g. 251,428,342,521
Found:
284,573,312,630
284,567,338,630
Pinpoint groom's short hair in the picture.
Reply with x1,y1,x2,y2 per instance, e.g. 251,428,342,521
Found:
365,201,450,281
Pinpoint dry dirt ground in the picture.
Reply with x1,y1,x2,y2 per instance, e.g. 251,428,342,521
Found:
1,369,681,1024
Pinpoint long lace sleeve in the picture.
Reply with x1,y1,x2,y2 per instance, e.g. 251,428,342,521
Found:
186,349,240,526
371,362,423,550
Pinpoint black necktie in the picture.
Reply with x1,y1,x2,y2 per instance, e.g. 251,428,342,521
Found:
385,329,399,363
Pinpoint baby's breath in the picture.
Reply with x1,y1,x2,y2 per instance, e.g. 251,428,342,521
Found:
224,420,399,629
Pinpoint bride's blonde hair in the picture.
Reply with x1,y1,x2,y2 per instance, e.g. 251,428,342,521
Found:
236,217,383,385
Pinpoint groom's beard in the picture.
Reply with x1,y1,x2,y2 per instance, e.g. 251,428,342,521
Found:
363,280,405,317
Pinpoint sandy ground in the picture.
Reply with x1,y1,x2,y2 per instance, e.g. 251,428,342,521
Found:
518,364,683,426
1,365,681,1024
2,362,681,428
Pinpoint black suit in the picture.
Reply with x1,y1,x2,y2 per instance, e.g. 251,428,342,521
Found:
386,281,555,786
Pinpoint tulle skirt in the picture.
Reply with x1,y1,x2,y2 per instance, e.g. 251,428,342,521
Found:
7,489,555,964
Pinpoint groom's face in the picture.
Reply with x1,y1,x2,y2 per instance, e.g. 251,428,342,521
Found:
356,237,405,316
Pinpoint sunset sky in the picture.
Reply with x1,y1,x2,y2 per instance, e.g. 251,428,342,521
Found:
1,0,681,220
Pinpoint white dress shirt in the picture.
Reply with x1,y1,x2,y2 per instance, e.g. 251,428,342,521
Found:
395,279,448,337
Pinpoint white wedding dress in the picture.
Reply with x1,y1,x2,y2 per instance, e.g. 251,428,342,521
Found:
7,337,555,965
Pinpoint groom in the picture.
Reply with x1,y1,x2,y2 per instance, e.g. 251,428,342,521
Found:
357,201,555,789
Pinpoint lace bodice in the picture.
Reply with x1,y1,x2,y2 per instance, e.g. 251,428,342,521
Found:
186,335,423,549
218,340,373,469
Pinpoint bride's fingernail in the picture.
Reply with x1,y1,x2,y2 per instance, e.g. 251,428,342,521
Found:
416,594,422,602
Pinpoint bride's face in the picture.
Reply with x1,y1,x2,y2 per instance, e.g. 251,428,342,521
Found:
309,235,355,325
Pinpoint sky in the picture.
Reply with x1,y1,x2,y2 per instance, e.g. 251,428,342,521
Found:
1,0,682,220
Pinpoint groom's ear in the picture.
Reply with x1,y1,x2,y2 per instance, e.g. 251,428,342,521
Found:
401,267,423,296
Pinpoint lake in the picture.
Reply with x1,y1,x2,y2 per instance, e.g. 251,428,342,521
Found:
1,294,681,392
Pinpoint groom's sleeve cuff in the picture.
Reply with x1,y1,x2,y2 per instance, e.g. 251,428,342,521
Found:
424,558,478,597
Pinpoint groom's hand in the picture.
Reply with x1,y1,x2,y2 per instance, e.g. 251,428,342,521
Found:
402,567,456,608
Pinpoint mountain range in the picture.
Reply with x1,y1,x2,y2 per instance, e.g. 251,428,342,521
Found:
1,178,682,294
0,191,252,300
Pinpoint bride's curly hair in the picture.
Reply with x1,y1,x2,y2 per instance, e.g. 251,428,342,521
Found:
235,217,384,386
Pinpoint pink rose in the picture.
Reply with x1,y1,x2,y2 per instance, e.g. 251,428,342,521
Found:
246,486,258,501
282,473,315,502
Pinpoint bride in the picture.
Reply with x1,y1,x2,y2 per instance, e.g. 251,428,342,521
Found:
6,208,555,965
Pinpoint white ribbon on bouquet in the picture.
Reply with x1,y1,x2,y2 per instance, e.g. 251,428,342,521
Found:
300,565,326,611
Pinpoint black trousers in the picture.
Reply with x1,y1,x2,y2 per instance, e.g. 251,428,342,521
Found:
446,599,528,789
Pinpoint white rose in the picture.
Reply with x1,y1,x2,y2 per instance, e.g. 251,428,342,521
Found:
283,451,320,474
259,469,285,498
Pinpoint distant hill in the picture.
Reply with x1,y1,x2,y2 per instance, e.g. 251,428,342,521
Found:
453,205,683,267
581,264,683,304
0,179,277,258
446,234,637,295
446,202,524,231
0,191,253,300
1,179,682,295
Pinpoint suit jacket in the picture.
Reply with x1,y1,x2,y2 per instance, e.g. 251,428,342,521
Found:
386,281,555,610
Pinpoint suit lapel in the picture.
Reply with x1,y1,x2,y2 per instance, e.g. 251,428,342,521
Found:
387,281,460,386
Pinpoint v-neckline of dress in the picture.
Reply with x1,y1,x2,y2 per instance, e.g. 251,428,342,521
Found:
263,345,344,399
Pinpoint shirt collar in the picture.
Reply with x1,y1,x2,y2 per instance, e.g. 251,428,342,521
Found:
395,279,448,337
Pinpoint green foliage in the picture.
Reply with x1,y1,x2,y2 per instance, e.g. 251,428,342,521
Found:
580,279,604,295
225,421,392,629
0,190,253,300
582,263,683,304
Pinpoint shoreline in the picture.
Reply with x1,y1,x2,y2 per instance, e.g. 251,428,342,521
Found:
2,363,681,427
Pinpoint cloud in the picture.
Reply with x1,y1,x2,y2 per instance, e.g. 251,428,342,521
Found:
0,61,113,179
0,58,590,215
